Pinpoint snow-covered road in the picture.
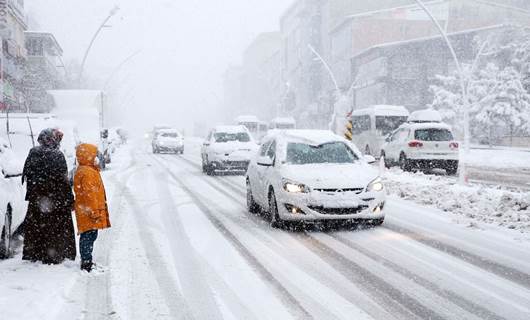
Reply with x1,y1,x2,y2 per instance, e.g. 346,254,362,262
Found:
2,139,530,320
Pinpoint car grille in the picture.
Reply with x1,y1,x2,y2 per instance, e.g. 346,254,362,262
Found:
313,188,364,194
308,205,369,215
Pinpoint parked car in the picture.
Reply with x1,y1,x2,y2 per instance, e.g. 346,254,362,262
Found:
0,138,26,258
380,111,459,175
245,130,385,227
152,129,184,154
201,125,258,175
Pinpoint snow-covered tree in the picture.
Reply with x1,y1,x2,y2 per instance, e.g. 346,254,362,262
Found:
430,27,530,144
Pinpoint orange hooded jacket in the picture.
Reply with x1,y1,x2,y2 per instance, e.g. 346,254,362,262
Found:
74,143,111,234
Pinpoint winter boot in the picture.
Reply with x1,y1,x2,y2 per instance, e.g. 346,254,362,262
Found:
81,261,93,272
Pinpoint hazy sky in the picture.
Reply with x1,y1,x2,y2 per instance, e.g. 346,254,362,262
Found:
26,0,291,133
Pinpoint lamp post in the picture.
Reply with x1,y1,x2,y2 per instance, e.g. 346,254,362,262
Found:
77,6,120,86
412,0,470,184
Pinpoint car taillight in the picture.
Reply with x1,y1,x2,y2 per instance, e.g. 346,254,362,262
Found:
450,142,459,149
408,141,423,148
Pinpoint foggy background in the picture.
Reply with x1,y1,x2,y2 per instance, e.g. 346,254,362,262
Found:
25,0,290,134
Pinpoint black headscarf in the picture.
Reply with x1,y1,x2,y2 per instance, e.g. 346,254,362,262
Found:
37,128,63,149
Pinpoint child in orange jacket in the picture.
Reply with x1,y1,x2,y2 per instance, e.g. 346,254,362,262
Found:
74,143,111,272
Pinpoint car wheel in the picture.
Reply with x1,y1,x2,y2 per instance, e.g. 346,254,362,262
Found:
446,161,458,176
399,153,411,172
205,162,214,176
268,190,283,228
246,180,260,214
0,204,12,259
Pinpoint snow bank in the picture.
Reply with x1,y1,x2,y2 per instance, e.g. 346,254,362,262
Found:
383,169,530,232
0,259,84,319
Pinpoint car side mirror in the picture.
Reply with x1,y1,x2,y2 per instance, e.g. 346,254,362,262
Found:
257,156,274,167
364,155,376,164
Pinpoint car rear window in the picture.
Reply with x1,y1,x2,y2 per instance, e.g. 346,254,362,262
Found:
214,132,250,143
414,129,453,141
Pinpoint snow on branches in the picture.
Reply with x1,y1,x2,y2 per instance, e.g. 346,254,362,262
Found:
430,27,530,144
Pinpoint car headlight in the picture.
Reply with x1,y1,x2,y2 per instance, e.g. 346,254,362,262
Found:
283,179,310,193
367,177,384,192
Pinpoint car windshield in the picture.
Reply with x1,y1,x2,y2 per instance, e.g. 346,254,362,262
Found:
214,132,250,143
415,129,453,141
161,133,178,138
376,116,408,135
285,142,359,165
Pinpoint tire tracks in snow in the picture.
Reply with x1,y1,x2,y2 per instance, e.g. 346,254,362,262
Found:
105,151,195,320
152,155,315,320
150,162,248,320
171,154,519,320
179,154,530,291
162,155,453,319
82,152,140,320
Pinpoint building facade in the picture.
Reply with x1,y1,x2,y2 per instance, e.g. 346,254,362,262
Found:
0,0,28,112
24,31,64,113
240,32,281,121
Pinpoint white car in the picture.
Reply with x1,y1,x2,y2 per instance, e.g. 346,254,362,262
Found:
245,130,386,227
380,122,459,175
201,125,258,175
0,138,26,258
152,129,184,154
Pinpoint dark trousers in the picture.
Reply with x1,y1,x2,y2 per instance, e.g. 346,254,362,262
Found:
79,230,98,262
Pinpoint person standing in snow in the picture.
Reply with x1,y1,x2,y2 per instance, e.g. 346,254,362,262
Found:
21,128,76,264
73,143,111,272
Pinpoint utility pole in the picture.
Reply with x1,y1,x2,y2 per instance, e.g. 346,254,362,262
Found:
413,0,470,184
78,6,120,87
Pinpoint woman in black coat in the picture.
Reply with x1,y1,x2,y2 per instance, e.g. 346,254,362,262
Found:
21,128,76,264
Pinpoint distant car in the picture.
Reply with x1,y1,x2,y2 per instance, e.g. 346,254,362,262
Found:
380,121,459,175
0,139,26,258
152,129,184,154
201,125,258,175
245,130,385,227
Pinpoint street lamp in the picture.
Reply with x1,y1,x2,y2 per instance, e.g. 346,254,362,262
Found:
77,6,120,86
412,0,470,184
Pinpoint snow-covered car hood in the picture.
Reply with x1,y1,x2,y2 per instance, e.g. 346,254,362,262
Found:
280,162,378,189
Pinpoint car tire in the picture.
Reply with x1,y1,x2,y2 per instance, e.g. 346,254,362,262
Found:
268,190,283,228
446,161,458,176
371,218,385,226
0,204,12,259
246,180,260,214
205,162,214,176
399,153,411,172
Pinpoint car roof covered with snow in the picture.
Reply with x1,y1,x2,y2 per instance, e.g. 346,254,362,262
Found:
214,125,249,134
352,105,410,117
408,109,443,123
400,121,453,131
